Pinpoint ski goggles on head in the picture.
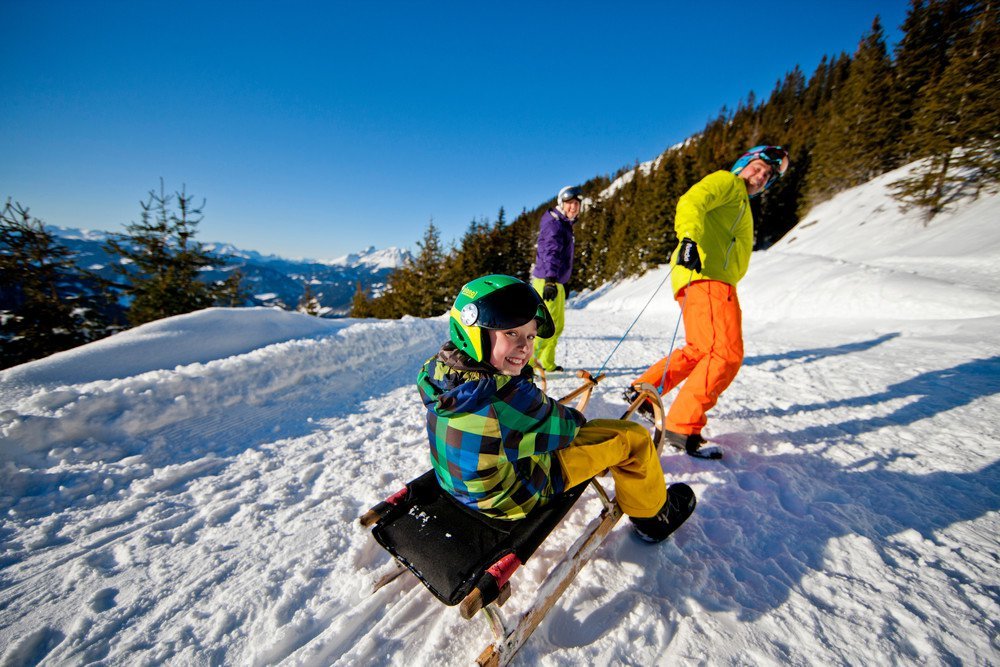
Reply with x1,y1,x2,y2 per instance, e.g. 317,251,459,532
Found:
759,146,788,171
558,186,583,203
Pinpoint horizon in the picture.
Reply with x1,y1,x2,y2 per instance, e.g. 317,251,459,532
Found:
2,1,909,260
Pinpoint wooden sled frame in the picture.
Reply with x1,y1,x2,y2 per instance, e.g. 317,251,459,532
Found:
359,372,665,666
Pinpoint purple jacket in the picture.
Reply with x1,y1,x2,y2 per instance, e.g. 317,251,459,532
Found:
532,208,575,285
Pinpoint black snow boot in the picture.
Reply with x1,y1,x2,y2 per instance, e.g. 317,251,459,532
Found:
630,483,697,544
621,386,656,423
664,430,722,459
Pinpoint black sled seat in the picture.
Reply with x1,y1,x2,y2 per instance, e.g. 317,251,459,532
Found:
362,469,587,614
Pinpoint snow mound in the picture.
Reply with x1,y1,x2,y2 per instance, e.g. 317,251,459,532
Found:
1,310,445,465
0,308,348,395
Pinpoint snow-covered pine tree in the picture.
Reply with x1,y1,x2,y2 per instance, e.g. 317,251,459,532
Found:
297,282,323,316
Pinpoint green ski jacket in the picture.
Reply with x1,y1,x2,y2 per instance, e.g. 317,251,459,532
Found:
670,170,754,295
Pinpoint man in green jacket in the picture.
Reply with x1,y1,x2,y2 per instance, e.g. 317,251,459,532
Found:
627,146,789,459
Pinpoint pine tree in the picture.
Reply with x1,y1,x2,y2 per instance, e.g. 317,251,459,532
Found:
367,220,452,318
297,282,323,316
410,220,452,316
104,181,237,325
891,0,1000,216
511,201,552,284
893,1,950,162
572,200,613,290
349,281,375,317
602,163,645,280
807,18,897,206
0,200,107,368
216,268,250,307
446,217,493,288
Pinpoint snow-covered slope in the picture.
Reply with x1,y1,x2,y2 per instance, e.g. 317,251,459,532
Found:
1,164,998,665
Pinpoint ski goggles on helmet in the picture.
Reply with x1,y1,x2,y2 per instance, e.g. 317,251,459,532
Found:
557,186,583,203
759,145,787,166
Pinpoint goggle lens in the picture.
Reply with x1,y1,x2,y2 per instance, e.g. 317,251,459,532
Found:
559,187,582,203
759,146,788,176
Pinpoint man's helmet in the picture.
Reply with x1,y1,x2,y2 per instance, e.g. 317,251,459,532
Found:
731,145,789,195
449,274,555,363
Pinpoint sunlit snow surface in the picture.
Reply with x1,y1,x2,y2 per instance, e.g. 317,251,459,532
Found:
2,162,998,665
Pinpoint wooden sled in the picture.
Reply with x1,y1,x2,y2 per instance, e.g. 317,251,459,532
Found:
359,372,664,666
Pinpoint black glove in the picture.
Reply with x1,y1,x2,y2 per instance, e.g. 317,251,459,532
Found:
676,238,702,272
542,282,558,301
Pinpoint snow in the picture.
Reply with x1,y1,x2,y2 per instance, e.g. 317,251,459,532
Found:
2,162,999,665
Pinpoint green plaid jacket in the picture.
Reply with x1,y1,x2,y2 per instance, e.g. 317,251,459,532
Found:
416,343,586,520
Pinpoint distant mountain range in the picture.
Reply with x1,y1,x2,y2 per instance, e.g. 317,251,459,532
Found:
51,227,411,316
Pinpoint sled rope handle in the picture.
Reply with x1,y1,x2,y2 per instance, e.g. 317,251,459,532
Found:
556,370,605,412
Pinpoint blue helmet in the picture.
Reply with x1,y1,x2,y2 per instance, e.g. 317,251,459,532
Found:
731,145,789,196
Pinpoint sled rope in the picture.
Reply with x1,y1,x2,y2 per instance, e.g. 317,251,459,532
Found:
658,271,693,395
593,267,673,377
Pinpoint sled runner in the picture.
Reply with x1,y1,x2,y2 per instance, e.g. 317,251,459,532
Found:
359,372,665,666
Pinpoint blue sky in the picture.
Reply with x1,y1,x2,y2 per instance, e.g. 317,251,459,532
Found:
2,1,910,260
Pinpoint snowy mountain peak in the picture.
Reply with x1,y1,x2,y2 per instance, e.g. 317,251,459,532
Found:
323,246,410,270
47,225,113,242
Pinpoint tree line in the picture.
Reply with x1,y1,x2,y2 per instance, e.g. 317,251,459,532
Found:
352,0,998,318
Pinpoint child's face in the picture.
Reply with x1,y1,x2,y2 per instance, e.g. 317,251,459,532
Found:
487,319,538,375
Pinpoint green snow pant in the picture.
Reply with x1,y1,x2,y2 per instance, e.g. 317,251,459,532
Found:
531,277,565,371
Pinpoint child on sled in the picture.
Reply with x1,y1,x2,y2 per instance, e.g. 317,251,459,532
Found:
416,274,695,543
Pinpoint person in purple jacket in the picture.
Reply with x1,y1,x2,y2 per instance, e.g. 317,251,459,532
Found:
530,185,581,372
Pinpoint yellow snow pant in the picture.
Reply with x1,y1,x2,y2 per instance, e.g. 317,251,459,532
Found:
555,419,666,518
531,277,565,371
633,280,744,436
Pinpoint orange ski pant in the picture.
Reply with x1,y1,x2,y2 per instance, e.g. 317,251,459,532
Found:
633,280,744,435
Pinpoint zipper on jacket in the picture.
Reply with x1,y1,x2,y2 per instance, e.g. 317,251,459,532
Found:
722,198,748,271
